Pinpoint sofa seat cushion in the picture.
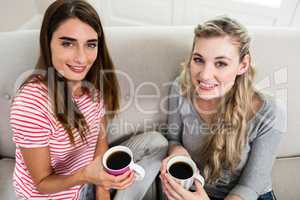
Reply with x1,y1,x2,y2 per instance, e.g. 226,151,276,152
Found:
272,157,300,200
0,158,16,200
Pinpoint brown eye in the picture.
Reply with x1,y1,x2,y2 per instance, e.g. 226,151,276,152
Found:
62,41,73,47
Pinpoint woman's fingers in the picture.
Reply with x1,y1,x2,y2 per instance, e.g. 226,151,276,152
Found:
194,179,203,193
113,170,132,183
166,174,187,195
194,180,210,200
166,175,209,200
161,175,182,200
160,157,169,175
105,170,136,190
113,171,135,189
166,173,203,200
165,188,177,200
99,170,129,188
164,179,183,200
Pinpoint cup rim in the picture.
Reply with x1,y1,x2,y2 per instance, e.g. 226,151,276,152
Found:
102,145,133,171
167,155,197,180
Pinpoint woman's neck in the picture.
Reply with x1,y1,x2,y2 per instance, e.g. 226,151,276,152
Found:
193,97,220,123
69,81,83,97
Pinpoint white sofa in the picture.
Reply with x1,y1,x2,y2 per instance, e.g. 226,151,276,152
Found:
0,26,300,200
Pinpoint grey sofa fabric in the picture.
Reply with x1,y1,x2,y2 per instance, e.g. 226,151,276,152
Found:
0,159,16,200
272,157,300,200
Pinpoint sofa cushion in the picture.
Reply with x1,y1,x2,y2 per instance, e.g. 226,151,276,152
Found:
272,157,300,200
0,158,16,200
0,30,39,158
248,27,300,158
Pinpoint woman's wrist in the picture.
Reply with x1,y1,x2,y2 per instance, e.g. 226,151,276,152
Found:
96,186,110,200
168,144,190,157
77,167,89,184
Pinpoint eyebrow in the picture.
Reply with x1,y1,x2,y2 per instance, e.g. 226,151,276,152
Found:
193,52,203,57
58,36,98,43
193,53,231,61
215,56,232,61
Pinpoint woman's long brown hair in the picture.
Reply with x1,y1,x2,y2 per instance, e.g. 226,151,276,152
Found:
20,0,119,144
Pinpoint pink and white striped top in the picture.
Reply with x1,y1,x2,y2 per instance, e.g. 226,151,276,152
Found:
10,80,105,199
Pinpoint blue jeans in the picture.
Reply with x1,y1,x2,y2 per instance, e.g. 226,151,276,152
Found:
209,191,277,200
258,191,277,200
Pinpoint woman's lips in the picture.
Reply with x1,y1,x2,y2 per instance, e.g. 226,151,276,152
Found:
67,64,86,74
197,80,218,91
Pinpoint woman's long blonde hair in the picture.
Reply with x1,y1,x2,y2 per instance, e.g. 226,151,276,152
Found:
180,17,256,183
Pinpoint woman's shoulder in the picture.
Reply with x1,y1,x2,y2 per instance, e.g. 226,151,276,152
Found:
170,76,183,94
250,92,286,136
12,76,50,109
17,76,48,95
253,92,280,120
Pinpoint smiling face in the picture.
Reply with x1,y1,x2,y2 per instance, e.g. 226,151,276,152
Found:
50,17,98,84
190,36,249,101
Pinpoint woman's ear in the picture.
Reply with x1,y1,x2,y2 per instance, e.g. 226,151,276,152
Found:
237,54,250,75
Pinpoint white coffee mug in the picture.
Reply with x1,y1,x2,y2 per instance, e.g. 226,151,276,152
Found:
167,155,205,190
102,145,145,180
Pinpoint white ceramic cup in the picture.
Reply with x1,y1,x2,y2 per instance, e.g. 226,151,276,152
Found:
167,155,205,190
102,145,145,180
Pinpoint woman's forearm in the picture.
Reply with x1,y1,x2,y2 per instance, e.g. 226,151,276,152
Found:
168,144,190,156
95,117,110,199
35,168,87,194
96,186,110,200
225,195,243,200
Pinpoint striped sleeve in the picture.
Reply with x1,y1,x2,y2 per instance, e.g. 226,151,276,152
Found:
10,82,52,148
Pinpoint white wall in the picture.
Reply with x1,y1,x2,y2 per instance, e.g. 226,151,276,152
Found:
1,0,300,32
0,0,38,31
291,1,300,26
96,0,300,27
35,0,55,14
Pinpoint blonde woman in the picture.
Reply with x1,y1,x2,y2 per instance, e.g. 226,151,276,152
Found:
160,17,282,200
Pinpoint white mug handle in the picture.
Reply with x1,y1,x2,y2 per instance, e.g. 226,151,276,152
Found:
194,173,205,186
130,163,145,181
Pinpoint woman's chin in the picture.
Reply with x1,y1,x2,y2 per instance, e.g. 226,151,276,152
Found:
64,73,87,82
197,94,219,101
195,90,221,101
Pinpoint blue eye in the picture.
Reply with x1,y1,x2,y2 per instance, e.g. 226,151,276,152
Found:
215,61,227,68
87,43,98,48
193,57,204,64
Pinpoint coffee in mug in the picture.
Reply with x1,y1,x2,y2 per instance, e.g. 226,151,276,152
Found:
102,145,145,180
167,155,205,190
106,151,131,170
168,161,193,179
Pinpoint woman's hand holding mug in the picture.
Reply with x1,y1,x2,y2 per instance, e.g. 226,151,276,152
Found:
160,144,191,176
82,145,144,190
82,154,135,190
160,154,208,200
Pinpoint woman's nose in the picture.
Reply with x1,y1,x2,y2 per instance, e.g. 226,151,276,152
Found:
74,47,87,64
200,64,214,80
